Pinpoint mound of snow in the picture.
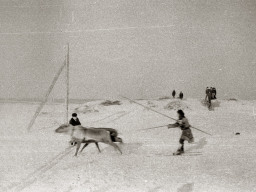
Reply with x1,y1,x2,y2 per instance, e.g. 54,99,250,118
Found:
200,99,220,108
164,100,189,110
74,101,103,113
147,101,157,108
158,96,172,100
200,99,208,107
227,98,238,101
100,100,121,106
74,100,124,114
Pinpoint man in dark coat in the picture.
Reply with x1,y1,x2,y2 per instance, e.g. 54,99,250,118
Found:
69,113,81,126
172,90,176,98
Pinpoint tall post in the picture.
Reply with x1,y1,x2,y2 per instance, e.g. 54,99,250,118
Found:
65,43,70,124
27,61,66,132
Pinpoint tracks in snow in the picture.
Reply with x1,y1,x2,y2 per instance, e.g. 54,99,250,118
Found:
7,111,132,191
91,111,131,124
7,110,133,191
8,146,74,192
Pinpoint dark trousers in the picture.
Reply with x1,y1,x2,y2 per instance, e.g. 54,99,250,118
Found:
178,139,185,151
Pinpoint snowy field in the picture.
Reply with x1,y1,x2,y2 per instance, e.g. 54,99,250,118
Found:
1,98,256,192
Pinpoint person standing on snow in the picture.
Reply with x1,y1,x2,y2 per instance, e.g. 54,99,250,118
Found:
69,113,81,126
211,87,217,99
168,110,194,155
179,91,184,100
172,90,176,98
205,87,210,101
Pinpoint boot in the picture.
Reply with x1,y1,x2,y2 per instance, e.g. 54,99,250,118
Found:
176,145,184,154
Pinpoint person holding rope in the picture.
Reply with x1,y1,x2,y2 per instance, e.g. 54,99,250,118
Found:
168,110,194,155
172,90,176,98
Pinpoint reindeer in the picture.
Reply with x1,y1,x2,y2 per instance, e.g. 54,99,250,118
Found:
55,124,122,156
69,127,123,154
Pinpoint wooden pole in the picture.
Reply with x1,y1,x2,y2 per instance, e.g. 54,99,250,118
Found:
120,95,213,136
138,125,169,131
27,61,66,132
121,95,177,121
65,43,70,124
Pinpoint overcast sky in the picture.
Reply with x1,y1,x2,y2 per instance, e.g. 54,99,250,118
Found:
0,0,256,100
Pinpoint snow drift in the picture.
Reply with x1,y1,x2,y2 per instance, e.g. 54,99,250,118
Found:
164,100,189,110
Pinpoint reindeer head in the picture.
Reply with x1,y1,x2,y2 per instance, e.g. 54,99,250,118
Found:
55,124,72,133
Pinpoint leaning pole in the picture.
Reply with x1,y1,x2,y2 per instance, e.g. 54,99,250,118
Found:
27,61,66,132
27,44,70,132
120,95,212,136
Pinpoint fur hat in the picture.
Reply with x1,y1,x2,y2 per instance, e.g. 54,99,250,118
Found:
177,109,185,117
72,113,78,117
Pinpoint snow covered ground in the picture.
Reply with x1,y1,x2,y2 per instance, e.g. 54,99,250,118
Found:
1,98,256,192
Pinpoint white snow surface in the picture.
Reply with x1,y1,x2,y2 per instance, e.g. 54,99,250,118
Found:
1,98,256,192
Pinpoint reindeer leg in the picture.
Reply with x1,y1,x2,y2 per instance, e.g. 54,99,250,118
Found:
80,143,89,153
105,141,122,154
80,140,99,153
75,142,81,156
95,142,101,153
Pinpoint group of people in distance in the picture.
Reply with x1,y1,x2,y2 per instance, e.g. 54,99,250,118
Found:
172,87,217,101
172,90,183,100
205,87,217,100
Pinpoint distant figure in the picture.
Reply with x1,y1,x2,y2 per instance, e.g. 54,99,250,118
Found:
172,90,176,98
205,87,211,100
168,110,194,155
69,113,81,126
205,87,217,109
211,87,217,99
179,91,183,100
205,87,211,101
206,87,210,94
